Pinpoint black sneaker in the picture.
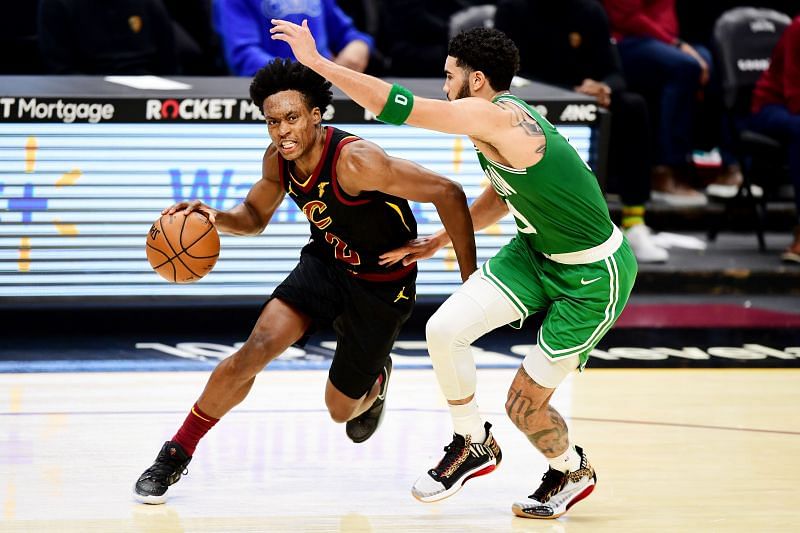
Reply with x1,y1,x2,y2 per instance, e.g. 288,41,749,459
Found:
411,421,501,502
511,445,596,519
346,356,392,443
133,441,192,504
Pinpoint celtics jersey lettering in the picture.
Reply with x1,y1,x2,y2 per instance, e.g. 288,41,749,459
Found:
278,126,417,280
476,94,614,255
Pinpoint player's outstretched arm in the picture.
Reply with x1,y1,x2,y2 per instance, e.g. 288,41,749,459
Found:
338,141,477,281
269,19,504,139
382,185,509,268
464,185,510,232
165,146,285,236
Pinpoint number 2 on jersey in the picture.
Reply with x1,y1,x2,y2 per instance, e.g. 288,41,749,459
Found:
325,232,362,265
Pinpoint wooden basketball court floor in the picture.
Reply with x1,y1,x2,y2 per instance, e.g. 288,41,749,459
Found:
1,368,798,532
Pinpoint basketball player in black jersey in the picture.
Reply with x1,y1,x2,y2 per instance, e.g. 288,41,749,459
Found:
133,58,477,504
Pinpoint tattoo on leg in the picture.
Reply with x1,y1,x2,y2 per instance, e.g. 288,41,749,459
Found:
527,406,569,456
506,386,540,429
505,368,550,431
517,366,548,390
505,367,569,456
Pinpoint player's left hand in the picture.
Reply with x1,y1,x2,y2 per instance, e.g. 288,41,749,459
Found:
270,19,322,68
380,236,443,267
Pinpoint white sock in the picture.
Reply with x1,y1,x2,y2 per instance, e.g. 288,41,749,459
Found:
547,444,581,473
449,398,486,443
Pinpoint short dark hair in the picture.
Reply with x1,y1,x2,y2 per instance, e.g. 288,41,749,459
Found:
249,58,333,112
447,28,519,91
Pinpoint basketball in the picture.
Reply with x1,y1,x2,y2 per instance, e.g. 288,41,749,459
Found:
146,211,220,283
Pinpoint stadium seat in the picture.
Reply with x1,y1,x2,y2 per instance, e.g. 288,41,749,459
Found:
709,7,793,251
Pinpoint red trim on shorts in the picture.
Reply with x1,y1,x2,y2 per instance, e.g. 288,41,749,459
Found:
346,262,415,282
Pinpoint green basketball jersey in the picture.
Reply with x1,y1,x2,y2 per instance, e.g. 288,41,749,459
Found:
476,93,614,255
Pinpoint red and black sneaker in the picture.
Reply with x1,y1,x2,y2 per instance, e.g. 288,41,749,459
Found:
411,421,502,502
133,441,192,504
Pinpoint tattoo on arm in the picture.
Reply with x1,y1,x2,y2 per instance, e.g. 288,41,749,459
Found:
498,101,547,155
499,101,544,136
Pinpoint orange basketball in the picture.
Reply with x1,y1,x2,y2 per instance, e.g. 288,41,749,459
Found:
146,211,220,283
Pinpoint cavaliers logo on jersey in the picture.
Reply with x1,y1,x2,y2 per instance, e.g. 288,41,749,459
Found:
301,200,332,230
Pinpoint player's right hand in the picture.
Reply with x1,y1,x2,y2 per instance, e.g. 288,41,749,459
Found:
270,19,322,69
163,200,219,225
379,235,444,267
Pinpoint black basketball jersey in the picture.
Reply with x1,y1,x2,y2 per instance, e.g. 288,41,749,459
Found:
278,127,418,282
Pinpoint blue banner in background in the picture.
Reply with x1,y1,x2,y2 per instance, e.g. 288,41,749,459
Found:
0,122,592,298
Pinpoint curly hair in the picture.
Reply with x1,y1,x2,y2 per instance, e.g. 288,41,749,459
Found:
249,58,333,112
447,28,519,91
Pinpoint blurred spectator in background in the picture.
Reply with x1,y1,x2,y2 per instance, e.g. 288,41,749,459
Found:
675,0,795,198
495,0,668,262
677,0,797,45
749,14,800,263
331,0,390,74
163,0,226,75
604,0,712,207
0,2,44,73
38,0,178,75
382,1,496,77
214,0,374,77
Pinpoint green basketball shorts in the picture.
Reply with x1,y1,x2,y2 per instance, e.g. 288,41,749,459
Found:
479,234,638,368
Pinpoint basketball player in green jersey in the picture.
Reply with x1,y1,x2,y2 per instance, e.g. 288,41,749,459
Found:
272,22,638,519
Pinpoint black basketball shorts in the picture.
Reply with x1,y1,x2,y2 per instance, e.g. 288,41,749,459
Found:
269,249,416,399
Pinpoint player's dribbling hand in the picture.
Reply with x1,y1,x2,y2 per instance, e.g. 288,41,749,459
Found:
163,200,219,224
379,236,443,267
270,19,322,68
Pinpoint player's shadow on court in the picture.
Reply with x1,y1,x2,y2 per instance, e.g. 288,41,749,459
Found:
131,503,184,533
511,517,567,533
339,512,373,532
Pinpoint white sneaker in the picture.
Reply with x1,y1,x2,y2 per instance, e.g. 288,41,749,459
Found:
411,422,502,502
650,231,707,250
624,225,669,263
651,190,708,207
512,445,596,519
705,183,764,199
